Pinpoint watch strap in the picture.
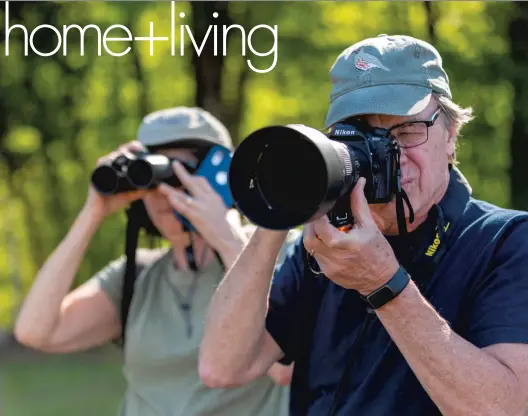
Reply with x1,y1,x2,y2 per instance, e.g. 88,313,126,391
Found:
362,265,410,309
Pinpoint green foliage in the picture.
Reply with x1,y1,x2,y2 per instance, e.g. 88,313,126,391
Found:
0,1,526,329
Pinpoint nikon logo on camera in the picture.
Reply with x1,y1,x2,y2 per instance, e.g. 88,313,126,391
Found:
332,128,357,136
425,222,451,257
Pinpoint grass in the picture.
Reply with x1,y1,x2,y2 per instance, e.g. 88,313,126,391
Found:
0,344,126,416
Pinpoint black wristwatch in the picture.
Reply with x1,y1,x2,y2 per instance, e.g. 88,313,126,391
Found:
361,265,410,309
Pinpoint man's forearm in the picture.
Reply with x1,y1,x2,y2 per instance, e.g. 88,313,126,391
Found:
376,280,522,416
215,226,248,270
200,228,288,382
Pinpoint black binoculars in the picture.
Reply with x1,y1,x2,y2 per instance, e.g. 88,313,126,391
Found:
91,152,197,195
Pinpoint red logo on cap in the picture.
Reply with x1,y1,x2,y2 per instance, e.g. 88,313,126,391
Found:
347,48,390,73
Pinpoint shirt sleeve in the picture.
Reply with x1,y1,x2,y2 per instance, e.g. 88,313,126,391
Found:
276,228,303,267
266,232,305,365
91,256,127,310
467,219,528,348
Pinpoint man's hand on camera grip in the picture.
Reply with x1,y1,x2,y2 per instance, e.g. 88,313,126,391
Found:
303,177,399,295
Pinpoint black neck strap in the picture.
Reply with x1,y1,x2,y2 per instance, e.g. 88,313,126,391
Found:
119,215,141,347
185,239,198,272
393,146,415,237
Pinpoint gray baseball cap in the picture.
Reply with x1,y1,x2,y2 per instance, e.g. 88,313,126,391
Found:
325,34,451,129
136,106,233,150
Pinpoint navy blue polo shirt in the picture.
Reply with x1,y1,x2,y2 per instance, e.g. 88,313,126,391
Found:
267,168,528,415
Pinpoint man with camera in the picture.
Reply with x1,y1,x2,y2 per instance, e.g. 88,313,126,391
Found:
14,107,294,415
199,35,528,415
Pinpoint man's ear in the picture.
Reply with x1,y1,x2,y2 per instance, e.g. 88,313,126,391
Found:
446,125,457,158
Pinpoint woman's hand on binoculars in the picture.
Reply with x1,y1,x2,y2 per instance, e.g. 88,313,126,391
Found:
303,177,399,295
85,141,149,221
158,161,246,252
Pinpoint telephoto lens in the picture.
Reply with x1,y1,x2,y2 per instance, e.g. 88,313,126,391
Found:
91,153,137,195
228,124,365,230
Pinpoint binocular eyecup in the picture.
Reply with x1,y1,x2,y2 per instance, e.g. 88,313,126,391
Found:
91,152,196,195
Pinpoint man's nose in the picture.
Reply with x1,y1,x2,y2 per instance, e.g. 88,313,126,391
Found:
399,148,410,165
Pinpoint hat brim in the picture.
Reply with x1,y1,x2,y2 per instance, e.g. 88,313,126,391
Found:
324,84,433,129
145,137,223,149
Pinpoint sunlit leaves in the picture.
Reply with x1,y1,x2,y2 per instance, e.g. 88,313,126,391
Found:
3,126,42,154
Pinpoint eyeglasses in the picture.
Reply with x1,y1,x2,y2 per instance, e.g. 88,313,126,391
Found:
386,108,442,149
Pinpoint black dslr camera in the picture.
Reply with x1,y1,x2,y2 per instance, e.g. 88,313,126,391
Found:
228,119,402,230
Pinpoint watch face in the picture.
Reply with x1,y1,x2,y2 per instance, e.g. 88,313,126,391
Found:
368,286,395,309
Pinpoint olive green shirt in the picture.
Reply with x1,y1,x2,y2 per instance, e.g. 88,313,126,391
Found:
93,230,300,416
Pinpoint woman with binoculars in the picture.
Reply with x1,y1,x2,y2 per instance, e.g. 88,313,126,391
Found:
14,107,295,416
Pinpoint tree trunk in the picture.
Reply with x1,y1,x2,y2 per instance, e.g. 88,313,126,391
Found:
190,2,232,121
509,2,528,210
130,7,151,118
189,1,250,145
424,2,437,42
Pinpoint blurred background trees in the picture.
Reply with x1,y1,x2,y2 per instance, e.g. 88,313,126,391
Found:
1,1,528,330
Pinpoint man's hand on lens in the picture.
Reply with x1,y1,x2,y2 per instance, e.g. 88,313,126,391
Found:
303,177,399,295
84,140,148,222
158,161,246,252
